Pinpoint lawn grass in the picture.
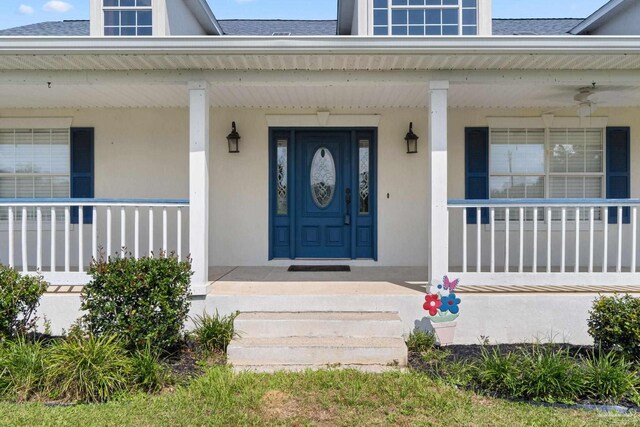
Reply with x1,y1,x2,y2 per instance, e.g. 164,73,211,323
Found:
0,367,637,426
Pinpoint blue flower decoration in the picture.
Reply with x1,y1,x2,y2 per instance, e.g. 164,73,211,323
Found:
440,293,461,314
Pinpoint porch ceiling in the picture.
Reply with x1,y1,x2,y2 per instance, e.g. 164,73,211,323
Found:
3,81,640,110
2,37,640,110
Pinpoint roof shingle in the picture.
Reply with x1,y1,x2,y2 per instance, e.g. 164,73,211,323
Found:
492,18,584,36
219,20,336,36
0,20,89,36
0,18,587,37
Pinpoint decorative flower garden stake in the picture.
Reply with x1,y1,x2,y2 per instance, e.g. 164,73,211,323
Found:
423,275,461,346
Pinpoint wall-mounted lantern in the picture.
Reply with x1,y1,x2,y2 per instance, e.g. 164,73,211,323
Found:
405,122,419,154
227,121,241,153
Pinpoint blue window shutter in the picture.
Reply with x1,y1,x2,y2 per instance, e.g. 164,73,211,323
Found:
465,127,489,224
70,128,94,225
606,127,630,224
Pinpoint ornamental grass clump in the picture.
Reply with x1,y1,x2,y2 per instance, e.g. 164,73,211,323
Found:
517,345,585,403
466,344,640,405
46,335,131,403
406,330,437,353
81,254,193,354
0,338,46,401
474,347,522,398
191,311,238,353
130,342,172,393
0,265,48,339
582,349,639,404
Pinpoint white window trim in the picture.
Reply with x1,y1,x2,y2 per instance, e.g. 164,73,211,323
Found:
487,116,609,129
370,0,479,36
103,0,154,37
0,117,72,129
486,115,609,226
0,125,72,230
93,0,158,37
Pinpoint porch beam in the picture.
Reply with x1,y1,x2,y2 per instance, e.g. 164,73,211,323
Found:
1,70,640,87
427,80,449,286
188,81,210,296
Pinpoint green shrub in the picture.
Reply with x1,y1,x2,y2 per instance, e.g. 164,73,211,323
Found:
0,266,48,339
582,350,639,403
46,335,131,403
406,330,436,353
191,311,238,353
0,338,46,401
474,347,522,397
588,294,640,361
518,346,585,403
81,255,193,353
131,342,171,393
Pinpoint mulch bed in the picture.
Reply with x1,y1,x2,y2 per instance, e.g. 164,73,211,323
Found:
166,339,227,380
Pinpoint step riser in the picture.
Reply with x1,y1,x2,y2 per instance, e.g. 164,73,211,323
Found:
210,295,423,334
228,346,407,367
234,319,403,338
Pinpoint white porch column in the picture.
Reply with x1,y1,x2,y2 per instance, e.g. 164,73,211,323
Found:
428,81,449,285
188,81,210,295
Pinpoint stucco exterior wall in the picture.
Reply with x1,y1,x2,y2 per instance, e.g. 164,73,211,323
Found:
0,106,638,270
448,107,640,271
209,106,640,269
208,108,429,267
0,108,189,268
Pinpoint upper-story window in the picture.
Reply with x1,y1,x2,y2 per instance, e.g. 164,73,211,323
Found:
373,0,478,36
103,0,153,36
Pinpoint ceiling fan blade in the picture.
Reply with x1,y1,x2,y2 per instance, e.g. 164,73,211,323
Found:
574,91,593,103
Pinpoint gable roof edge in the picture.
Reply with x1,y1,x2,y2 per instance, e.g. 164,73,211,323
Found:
569,0,626,34
183,0,223,35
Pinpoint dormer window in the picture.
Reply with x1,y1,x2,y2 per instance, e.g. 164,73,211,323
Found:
373,0,478,36
103,0,152,36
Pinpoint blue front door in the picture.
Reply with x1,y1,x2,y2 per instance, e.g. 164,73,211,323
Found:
295,131,352,258
269,128,377,260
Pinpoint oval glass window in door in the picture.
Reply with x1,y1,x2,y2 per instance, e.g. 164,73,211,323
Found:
310,147,336,208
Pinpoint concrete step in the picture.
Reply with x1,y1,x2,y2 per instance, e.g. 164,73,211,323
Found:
234,311,404,338
228,336,407,371
230,364,402,373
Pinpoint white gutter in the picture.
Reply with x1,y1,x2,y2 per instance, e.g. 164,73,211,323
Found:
0,36,639,55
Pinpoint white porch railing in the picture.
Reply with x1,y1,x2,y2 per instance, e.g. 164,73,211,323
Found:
0,198,189,285
448,199,640,286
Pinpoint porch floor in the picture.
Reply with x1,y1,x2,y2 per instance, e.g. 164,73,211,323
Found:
42,266,640,294
206,266,640,295
208,267,428,296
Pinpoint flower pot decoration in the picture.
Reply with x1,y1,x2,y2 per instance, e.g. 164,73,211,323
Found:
423,275,461,346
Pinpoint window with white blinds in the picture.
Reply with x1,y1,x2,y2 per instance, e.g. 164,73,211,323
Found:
0,129,70,220
489,127,604,221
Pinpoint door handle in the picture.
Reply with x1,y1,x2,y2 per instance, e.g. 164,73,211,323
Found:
345,188,352,225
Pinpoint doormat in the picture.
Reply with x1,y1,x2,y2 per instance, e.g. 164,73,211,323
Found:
288,265,351,272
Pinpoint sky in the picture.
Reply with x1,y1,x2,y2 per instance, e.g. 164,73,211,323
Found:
0,0,612,31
